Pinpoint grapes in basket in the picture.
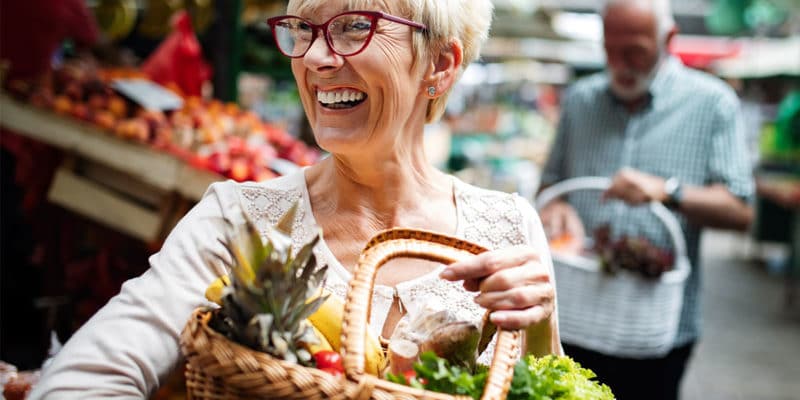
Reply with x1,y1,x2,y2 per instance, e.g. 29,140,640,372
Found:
593,225,675,278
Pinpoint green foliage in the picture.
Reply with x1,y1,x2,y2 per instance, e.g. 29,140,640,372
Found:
389,352,614,400
386,352,488,398
508,355,614,400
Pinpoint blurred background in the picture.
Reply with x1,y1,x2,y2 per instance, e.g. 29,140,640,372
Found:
0,0,798,399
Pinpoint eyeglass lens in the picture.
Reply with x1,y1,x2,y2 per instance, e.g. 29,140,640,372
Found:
272,13,375,57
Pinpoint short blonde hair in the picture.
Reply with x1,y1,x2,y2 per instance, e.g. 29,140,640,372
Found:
287,0,494,123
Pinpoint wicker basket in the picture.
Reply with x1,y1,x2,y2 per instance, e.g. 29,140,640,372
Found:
535,177,690,358
181,228,522,400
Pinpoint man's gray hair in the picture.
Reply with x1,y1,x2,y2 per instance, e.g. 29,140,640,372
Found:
603,0,677,40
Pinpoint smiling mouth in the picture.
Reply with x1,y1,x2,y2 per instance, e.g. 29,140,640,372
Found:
317,89,367,110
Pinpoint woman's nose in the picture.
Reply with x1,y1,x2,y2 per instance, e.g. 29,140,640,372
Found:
303,35,344,71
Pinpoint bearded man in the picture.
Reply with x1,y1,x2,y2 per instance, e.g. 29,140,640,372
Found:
539,0,754,399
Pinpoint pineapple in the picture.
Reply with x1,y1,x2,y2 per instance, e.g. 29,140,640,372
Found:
206,201,329,366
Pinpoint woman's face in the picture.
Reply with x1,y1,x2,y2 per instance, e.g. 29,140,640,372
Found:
290,1,428,156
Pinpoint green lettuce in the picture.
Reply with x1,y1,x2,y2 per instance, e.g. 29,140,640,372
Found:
388,351,614,400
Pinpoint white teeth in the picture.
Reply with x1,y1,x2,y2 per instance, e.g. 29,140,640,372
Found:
317,89,365,104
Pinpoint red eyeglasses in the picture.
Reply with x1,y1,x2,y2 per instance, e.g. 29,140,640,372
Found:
267,11,427,58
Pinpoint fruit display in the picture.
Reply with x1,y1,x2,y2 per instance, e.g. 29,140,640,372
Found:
4,63,320,182
592,225,675,278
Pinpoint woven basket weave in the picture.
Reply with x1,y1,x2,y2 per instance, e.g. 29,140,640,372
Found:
535,177,690,358
180,228,522,400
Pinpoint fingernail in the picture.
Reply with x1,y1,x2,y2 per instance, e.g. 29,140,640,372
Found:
490,312,507,324
439,269,456,280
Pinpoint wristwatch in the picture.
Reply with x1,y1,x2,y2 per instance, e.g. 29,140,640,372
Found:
662,177,683,209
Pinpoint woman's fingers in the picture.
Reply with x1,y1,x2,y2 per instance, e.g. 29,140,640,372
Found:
474,281,554,311
440,246,538,282
489,305,551,330
440,245,554,330
476,263,549,293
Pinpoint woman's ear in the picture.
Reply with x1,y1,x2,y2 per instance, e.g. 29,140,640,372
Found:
423,39,463,98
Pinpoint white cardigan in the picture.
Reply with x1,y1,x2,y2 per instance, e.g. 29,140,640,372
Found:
30,169,556,399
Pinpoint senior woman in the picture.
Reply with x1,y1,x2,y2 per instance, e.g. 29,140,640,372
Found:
30,0,561,398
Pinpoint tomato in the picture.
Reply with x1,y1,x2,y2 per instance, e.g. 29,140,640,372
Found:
313,350,343,371
402,370,428,386
319,367,343,378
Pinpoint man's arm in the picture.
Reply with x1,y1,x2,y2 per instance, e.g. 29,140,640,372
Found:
604,87,755,231
671,183,752,231
604,168,753,231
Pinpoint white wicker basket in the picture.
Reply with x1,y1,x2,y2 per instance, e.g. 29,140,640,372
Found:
536,177,690,358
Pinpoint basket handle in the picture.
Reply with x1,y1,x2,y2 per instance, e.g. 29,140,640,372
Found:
534,177,688,262
341,228,522,400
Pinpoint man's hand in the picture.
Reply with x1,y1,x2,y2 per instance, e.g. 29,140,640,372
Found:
603,167,668,205
539,200,585,255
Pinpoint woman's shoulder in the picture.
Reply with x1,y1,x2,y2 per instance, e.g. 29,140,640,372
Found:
202,169,309,230
453,177,539,248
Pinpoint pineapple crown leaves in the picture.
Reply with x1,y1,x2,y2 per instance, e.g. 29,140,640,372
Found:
205,201,330,363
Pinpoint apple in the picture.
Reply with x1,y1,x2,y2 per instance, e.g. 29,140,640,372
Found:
52,95,73,115
229,158,251,182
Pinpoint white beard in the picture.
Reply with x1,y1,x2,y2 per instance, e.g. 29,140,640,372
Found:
608,55,664,101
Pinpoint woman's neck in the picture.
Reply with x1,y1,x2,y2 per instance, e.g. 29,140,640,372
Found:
306,149,452,228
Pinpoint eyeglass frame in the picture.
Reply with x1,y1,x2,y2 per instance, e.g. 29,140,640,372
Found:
266,10,428,58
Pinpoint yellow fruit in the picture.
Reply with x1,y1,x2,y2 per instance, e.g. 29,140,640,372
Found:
205,275,230,305
307,290,387,376
305,325,334,355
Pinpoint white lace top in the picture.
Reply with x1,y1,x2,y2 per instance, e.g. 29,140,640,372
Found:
30,169,557,400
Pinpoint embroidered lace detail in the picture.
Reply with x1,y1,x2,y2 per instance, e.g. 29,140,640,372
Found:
239,185,312,251
458,188,526,249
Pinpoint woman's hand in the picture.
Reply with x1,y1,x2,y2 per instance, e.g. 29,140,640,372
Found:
439,246,555,331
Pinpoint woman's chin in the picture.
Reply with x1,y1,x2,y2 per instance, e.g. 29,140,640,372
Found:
312,134,362,157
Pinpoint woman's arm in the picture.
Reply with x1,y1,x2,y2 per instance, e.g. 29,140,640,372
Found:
29,182,239,399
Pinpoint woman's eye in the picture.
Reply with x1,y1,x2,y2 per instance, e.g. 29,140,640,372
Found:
346,20,371,31
297,21,313,32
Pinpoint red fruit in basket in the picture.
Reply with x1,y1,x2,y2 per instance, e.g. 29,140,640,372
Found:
402,370,429,385
313,350,343,372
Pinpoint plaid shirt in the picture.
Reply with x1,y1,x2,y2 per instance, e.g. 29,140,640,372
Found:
542,56,754,347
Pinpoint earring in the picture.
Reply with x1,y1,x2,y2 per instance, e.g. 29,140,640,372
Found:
427,86,436,97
